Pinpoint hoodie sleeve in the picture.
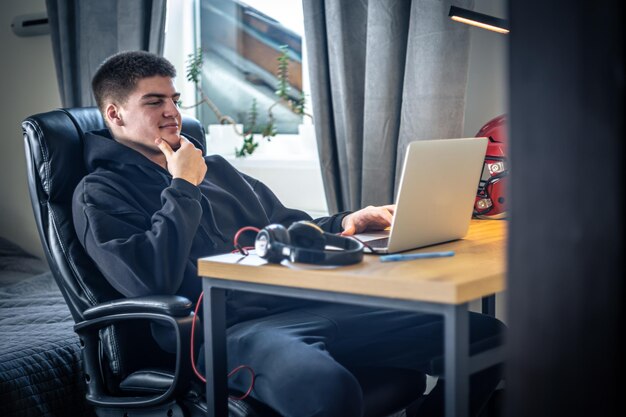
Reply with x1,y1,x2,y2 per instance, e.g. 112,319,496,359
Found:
72,177,203,297
239,172,352,233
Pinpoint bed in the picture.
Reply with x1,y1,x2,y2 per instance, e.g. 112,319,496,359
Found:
0,237,95,416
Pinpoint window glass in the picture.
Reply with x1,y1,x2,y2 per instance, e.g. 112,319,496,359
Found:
199,0,306,133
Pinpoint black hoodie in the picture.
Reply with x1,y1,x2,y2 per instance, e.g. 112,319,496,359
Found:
72,129,349,325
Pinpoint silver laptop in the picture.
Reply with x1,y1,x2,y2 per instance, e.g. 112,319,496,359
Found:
355,137,488,254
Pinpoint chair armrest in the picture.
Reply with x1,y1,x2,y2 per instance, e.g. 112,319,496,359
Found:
74,297,195,409
83,295,193,320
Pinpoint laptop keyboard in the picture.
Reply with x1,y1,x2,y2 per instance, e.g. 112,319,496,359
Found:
364,237,389,249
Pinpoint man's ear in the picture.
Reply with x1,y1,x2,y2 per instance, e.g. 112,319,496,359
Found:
105,103,124,126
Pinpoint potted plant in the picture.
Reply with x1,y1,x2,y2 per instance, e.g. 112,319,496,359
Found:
265,45,316,155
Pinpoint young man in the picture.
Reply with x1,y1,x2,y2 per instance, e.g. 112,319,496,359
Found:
73,51,504,417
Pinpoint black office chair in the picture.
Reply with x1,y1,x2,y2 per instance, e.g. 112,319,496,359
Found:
22,107,427,417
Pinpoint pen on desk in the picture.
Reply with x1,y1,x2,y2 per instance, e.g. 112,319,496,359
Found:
380,251,455,262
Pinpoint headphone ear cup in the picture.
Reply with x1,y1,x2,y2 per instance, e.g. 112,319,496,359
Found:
255,224,290,263
287,221,326,250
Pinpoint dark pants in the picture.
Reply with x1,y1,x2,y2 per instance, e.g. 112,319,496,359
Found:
198,302,505,417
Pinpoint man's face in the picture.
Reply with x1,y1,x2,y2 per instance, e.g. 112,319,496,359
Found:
106,76,182,154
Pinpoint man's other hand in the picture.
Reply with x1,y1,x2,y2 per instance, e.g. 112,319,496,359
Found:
340,205,395,236
155,136,207,185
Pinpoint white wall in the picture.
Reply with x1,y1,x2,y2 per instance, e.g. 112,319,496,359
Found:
463,0,508,136
0,0,61,259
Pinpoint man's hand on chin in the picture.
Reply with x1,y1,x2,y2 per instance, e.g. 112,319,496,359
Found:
340,205,395,236
155,136,207,186
159,132,182,150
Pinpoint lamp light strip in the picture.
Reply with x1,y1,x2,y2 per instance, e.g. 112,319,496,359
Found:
450,16,510,34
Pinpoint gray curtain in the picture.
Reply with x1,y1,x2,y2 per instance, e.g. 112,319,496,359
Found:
303,0,474,212
46,0,167,107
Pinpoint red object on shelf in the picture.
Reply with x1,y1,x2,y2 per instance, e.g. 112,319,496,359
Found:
474,114,508,219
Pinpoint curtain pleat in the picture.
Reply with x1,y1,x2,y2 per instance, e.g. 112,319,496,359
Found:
304,0,474,212
46,0,167,108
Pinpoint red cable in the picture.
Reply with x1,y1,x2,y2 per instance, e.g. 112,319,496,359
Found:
227,365,256,400
191,291,206,383
233,226,261,255
233,226,261,244
191,293,256,399
191,226,261,399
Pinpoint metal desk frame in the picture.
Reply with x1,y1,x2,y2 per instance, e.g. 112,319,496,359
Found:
200,277,502,417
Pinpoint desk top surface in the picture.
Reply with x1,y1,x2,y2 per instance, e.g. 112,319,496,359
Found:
198,220,506,304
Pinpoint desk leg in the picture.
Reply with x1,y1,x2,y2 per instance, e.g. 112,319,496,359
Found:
202,281,228,417
481,294,496,317
444,303,469,417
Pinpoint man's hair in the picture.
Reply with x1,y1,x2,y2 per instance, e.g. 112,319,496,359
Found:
92,51,177,113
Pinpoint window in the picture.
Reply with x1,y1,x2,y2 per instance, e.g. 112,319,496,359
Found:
198,0,307,134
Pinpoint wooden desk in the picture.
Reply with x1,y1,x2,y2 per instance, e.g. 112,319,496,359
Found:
198,219,506,417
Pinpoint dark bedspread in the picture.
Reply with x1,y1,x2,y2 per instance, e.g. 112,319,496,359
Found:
0,237,94,417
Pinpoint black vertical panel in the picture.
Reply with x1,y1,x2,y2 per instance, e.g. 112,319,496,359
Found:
507,1,624,417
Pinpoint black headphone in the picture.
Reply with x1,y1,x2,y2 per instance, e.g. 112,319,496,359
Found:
254,221,364,266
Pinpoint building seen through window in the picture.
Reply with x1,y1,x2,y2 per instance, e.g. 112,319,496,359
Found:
199,0,306,134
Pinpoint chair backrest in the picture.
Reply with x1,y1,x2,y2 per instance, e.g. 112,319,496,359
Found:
22,107,206,323
23,108,206,378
